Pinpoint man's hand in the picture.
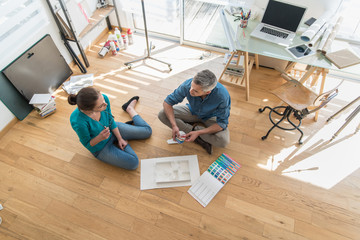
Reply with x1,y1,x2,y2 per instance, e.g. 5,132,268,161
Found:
185,131,200,142
172,125,180,140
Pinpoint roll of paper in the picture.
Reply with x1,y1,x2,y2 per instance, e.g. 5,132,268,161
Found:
308,23,328,47
322,16,343,54
317,24,333,52
301,11,333,42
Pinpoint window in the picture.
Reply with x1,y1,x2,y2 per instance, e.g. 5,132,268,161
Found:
337,0,360,42
0,0,48,60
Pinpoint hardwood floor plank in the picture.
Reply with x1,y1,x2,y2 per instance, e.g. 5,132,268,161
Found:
137,192,202,226
0,161,79,205
72,195,135,231
1,34,359,239
2,156,119,208
0,231,23,240
225,196,295,231
115,196,160,224
234,170,360,228
200,215,268,240
179,192,265,236
45,199,142,240
8,217,66,240
295,220,352,240
131,219,188,240
155,212,224,240
100,176,140,201
263,224,308,240
5,198,103,240
144,188,184,204
4,142,104,187
312,212,360,240
0,162,63,209
226,184,312,223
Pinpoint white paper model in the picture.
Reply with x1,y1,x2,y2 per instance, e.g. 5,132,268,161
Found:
140,155,200,190
155,160,191,183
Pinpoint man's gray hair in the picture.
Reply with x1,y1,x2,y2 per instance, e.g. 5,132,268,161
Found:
193,69,217,92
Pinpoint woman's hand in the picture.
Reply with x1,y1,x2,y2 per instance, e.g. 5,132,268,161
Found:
99,127,111,141
117,138,128,150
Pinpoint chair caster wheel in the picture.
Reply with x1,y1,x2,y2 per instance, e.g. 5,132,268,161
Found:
127,64,132,69
259,108,264,113
261,136,267,140
298,141,303,145
169,67,172,71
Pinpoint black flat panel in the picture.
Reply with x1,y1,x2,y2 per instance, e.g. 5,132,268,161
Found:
0,72,33,120
3,34,72,101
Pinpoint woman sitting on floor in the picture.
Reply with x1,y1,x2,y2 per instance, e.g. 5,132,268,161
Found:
68,87,152,170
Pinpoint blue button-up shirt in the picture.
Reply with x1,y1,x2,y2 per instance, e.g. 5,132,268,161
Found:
165,78,231,129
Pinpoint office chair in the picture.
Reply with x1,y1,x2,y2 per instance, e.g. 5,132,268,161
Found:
259,79,343,144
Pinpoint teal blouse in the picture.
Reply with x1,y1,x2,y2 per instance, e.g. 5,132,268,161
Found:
70,94,116,153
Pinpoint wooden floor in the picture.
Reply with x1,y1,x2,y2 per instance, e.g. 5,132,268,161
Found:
1,34,360,240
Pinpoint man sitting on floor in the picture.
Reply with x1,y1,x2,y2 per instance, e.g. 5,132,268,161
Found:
158,69,231,154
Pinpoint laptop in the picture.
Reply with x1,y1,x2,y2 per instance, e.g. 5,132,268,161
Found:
250,0,306,46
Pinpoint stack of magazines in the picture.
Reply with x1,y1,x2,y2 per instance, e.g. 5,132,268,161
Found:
29,94,56,118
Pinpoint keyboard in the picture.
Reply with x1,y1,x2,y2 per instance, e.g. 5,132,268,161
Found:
260,27,289,39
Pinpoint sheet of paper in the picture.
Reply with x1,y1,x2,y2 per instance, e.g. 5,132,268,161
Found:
29,94,52,104
188,171,223,207
141,155,200,190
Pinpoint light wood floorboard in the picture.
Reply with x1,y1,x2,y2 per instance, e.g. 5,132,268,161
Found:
0,34,360,239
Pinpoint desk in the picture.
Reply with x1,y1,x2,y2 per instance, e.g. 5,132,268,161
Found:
213,9,360,107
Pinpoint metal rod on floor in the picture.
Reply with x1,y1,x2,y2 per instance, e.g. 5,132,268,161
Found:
124,0,172,71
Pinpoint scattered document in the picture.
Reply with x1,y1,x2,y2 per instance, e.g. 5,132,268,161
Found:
188,153,241,207
62,74,94,94
140,155,200,190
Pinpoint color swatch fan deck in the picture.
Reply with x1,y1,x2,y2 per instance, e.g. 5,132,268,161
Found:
188,153,241,207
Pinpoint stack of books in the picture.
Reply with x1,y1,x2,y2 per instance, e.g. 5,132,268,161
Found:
29,94,56,118
223,53,245,77
225,64,245,77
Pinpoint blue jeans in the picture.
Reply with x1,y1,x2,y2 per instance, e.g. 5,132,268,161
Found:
93,115,152,170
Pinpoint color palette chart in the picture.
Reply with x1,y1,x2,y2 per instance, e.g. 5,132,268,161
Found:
188,153,241,207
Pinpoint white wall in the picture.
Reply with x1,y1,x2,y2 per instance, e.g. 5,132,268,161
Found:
0,0,109,132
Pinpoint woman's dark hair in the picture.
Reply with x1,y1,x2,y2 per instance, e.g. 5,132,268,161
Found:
68,87,100,111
